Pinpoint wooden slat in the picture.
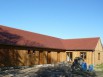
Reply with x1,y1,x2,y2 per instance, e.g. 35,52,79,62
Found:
39,51,43,64
35,51,39,65
47,51,51,64
57,52,60,62
43,51,47,64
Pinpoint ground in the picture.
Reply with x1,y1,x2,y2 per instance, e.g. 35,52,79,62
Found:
95,64,103,77
0,63,103,77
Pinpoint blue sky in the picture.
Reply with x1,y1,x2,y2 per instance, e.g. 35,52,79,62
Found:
0,0,103,42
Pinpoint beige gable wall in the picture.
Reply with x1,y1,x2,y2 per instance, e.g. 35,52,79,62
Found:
94,39,103,65
95,39,103,51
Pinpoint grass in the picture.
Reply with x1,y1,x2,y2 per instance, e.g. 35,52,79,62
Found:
95,64,103,71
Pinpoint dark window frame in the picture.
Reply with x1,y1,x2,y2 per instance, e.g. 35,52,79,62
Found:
67,52,73,61
28,50,35,54
80,52,86,59
28,50,31,54
98,53,100,60
33,50,35,54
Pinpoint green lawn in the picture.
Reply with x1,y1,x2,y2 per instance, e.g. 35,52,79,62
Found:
95,64,103,77
95,64,103,71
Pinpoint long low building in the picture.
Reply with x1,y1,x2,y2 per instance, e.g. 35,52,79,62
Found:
0,25,103,66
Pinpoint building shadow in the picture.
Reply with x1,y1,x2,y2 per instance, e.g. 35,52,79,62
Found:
0,27,46,67
0,27,24,66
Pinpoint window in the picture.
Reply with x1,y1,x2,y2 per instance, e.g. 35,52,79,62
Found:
33,50,35,54
28,50,34,54
28,50,31,54
80,52,86,59
98,53,100,60
67,52,73,62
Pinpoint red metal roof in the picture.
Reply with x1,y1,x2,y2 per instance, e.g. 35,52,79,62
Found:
62,37,99,50
0,25,99,50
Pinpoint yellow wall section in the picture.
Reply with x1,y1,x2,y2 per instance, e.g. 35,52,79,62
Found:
86,51,92,65
60,52,66,62
95,39,103,51
34,51,39,65
66,51,93,65
0,41,103,67
94,39,103,65
43,51,47,64
51,51,57,63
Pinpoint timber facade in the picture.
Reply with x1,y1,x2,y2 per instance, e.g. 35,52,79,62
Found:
0,25,103,66
0,45,66,66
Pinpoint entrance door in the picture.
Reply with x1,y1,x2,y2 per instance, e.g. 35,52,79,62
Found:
67,52,73,62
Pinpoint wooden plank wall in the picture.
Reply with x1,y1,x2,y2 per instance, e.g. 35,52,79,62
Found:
51,51,57,64
34,51,39,65
0,47,94,66
26,50,67,65
47,51,51,64
43,51,47,64
94,40,103,65
66,51,93,65
0,46,67,66
0,48,28,66
86,51,92,65
60,52,66,62
57,52,60,62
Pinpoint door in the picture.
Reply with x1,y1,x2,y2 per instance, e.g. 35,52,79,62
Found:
67,52,73,62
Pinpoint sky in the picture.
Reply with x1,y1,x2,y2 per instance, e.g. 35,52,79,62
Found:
0,0,103,42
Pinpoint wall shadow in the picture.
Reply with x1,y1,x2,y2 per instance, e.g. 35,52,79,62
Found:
0,48,22,66
0,28,21,45
0,27,45,67
0,27,64,70
0,28,23,66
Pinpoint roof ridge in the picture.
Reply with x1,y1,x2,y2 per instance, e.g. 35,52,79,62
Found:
63,37,100,40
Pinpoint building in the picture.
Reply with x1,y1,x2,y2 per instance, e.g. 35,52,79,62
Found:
0,25,103,66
